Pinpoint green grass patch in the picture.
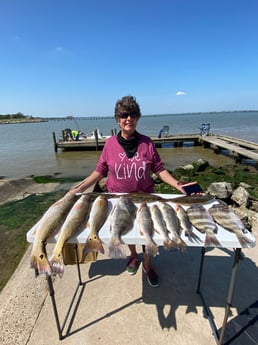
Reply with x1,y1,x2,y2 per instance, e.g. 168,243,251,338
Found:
32,175,81,184
0,190,65,291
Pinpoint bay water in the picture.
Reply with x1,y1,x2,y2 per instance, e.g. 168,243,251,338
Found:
1,111,257,179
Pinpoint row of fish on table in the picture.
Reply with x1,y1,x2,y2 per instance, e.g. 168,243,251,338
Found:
29,192,254,278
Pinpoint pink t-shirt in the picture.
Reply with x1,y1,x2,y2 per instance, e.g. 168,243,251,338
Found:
96,133,164,193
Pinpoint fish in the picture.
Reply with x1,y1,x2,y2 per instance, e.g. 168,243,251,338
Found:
175,204,202,243
157,201,186,251
78,191,164,203
109,196,137,258
186,204,221,247
208,203,254,247
150,204,174,250
83,195,109,256
136,203,159,257
168,195,214,205
78,192,214,206
50,195,92,277
30,193,77,276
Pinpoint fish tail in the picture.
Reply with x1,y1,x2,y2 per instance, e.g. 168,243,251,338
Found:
163,239,175,250
145,242,159,257
108,237,126,259
49,253,64,278
204,233,221,247
175,238,187,252
236,234,254,248
185,230,202,243
30,252,52,276
84,233,105,255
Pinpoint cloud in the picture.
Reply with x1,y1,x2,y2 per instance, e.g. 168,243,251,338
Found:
176,91,187,96
55,46,64,52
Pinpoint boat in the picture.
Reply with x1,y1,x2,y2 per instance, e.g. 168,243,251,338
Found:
59,128,110,142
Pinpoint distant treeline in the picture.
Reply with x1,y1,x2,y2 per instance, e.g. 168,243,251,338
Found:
0,112,33,119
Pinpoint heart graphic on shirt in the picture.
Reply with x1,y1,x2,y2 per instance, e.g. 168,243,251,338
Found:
119,152,126,161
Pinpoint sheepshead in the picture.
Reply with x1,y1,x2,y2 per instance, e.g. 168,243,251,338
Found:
157,201,186,251
175,204,201,243
109,196,137,258
83,195,109,255
50,195,92,277
30,193,76,276
137,203,159,257
187,204,221,247
208,203,254,247
150,204,174,250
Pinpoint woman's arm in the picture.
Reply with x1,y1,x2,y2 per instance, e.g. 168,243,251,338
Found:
155,169,185,194
69,170,104,194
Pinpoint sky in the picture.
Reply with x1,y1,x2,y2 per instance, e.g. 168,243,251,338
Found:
0,0,258,117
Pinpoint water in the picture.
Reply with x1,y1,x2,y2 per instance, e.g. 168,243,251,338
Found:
1,111,257,179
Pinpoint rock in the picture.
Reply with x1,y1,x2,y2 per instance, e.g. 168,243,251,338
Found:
193,159,209,172
250,212,258,237
207,182,233,199
231,186,249,207
182,164,194,171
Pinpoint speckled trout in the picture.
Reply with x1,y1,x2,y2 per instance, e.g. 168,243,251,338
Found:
109,196,137,258
175,204,202,243
83,195,109,256
50,195,92,277
137,203,159,257
30,193,76,276
157,201,186,251
208,203,253,247
150,204,174,250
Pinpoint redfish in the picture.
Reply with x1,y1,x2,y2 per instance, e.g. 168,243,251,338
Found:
137,203,159,257
83,195,109,256
30,193,76,276
109,196,137,258
50,195,92,277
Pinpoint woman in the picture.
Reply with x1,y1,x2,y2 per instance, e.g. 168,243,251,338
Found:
68,95,185,287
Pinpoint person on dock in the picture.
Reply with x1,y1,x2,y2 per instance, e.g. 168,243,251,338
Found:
67,95,186,287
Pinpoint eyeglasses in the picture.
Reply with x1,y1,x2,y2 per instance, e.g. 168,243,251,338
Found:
118,111,139,119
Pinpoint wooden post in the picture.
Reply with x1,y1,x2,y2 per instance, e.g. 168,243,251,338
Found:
94,129,99,150
52,132,58,152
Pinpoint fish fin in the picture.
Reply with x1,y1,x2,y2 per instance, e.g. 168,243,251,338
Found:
145,242,159,257
236,234,254,248
84,233,105,255
204,234,221,247
108,237,126,259
49,253,64,278
30,251,52,276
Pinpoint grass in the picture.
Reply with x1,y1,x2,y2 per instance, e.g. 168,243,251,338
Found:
0,190,65,291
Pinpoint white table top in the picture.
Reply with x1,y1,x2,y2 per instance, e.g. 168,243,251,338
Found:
26,194,256,249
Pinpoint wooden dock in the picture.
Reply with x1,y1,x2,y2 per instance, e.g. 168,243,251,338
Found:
52,132,258,167
199,135,258,163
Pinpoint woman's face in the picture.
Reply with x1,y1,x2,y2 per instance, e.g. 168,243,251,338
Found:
117,112,139,138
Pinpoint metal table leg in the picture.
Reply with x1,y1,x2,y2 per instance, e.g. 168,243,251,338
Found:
197,247,243,345
45,243,83,340
218,248,242,345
